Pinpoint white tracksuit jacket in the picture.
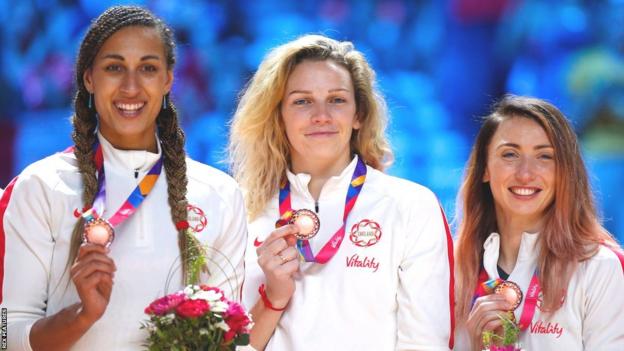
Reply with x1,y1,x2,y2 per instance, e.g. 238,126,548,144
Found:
0,134,247,350
242,156,455,351
454,232,624,350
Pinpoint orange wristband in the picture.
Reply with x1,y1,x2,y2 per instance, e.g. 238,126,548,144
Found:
258,284,287,311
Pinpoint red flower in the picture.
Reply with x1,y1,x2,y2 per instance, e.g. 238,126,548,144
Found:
175,299,210,318
223,329,237,343
224,301,252,335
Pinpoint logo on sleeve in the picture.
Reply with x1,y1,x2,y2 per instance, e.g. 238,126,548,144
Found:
349,219,382,247
254,237,264,247
187,204,207,233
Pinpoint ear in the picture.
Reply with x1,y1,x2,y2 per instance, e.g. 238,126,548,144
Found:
353,114,362,130
164,69,174,93
483,168,490,183
83,68,94,93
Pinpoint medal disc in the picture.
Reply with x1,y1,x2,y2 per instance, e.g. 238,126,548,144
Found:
83,218,115,247
290,209,320,240
494,281,523,310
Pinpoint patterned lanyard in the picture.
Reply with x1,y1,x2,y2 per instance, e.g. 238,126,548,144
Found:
277,157,367,264
473,267,541,331
85,142,163,227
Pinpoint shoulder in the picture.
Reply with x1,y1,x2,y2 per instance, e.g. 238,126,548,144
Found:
185,158,243,206
12,151,79,193
579,244,624,280
364,167,440,211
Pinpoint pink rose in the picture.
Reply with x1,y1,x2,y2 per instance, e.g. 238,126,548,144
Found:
176,299,210,318
145,292,187,316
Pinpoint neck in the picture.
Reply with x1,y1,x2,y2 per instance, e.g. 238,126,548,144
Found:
290,152,353,201
495,209,544,274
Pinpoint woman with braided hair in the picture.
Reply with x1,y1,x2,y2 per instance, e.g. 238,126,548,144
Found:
230,35,455,350
0,6,246,350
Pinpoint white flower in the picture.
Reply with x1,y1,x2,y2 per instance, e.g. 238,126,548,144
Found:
162,313,175,324
215,320,230,332
210,301,228,313
183,286,195,296
191,289,223,302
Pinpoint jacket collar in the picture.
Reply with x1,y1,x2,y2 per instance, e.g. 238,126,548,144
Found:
97,132,162,173
285,155,360,201
483,231,540,279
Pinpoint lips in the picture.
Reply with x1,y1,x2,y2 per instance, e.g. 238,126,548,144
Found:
304,130,338,137
115,102,145,117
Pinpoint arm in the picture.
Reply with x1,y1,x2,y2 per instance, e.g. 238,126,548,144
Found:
248,225,299,351
1,175,115,351
396,191,454,351
581,247,624,351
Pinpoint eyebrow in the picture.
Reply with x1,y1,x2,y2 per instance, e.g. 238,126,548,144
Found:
287,88,350,96
496,142,553,150
101,54,162,61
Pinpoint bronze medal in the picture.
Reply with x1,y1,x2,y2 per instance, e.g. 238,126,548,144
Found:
290,209,320,240
83,218,115,247
495,281,523,311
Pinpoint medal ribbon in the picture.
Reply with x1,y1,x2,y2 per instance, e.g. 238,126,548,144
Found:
472,266,540,331
84,142,163,228
277,157,367,264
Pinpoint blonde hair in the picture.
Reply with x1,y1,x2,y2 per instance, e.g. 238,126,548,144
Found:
455,95,620,323
229,34,393,219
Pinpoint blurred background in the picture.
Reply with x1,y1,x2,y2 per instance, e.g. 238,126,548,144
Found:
0,0,622,240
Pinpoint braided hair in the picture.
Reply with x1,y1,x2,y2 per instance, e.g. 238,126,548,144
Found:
69,6,202,284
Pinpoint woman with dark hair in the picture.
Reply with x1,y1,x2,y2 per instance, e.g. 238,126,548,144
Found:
454,95,624,350
0,6,246,350
229,34,455,350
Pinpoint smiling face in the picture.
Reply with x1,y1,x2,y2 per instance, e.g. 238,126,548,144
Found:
280,59,360,173
484,116,556,229
83,25,173,151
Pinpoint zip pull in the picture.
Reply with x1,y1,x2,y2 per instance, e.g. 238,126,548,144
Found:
315,201,319,213
134,169,139,179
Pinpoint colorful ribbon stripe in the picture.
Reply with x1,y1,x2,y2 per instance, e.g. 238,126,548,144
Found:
277,157,367,264
87,142,163,229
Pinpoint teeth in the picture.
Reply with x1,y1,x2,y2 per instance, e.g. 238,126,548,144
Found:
511,187,537,196
116,102,144,111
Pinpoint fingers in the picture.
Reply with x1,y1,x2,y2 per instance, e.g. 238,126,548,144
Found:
71,244,116,286
467,294,513,338
258,245,300,281
257,225,298,253
76,243,110,259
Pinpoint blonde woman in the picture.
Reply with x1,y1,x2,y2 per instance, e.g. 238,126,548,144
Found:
229,34,455,351
454,95,624,350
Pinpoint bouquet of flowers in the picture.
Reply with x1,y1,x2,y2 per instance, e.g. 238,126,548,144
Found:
142,285,253,351
481,312,523,351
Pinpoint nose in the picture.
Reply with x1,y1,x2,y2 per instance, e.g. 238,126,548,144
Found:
515,156,536,182
311,102,331,124
120,71,139,96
